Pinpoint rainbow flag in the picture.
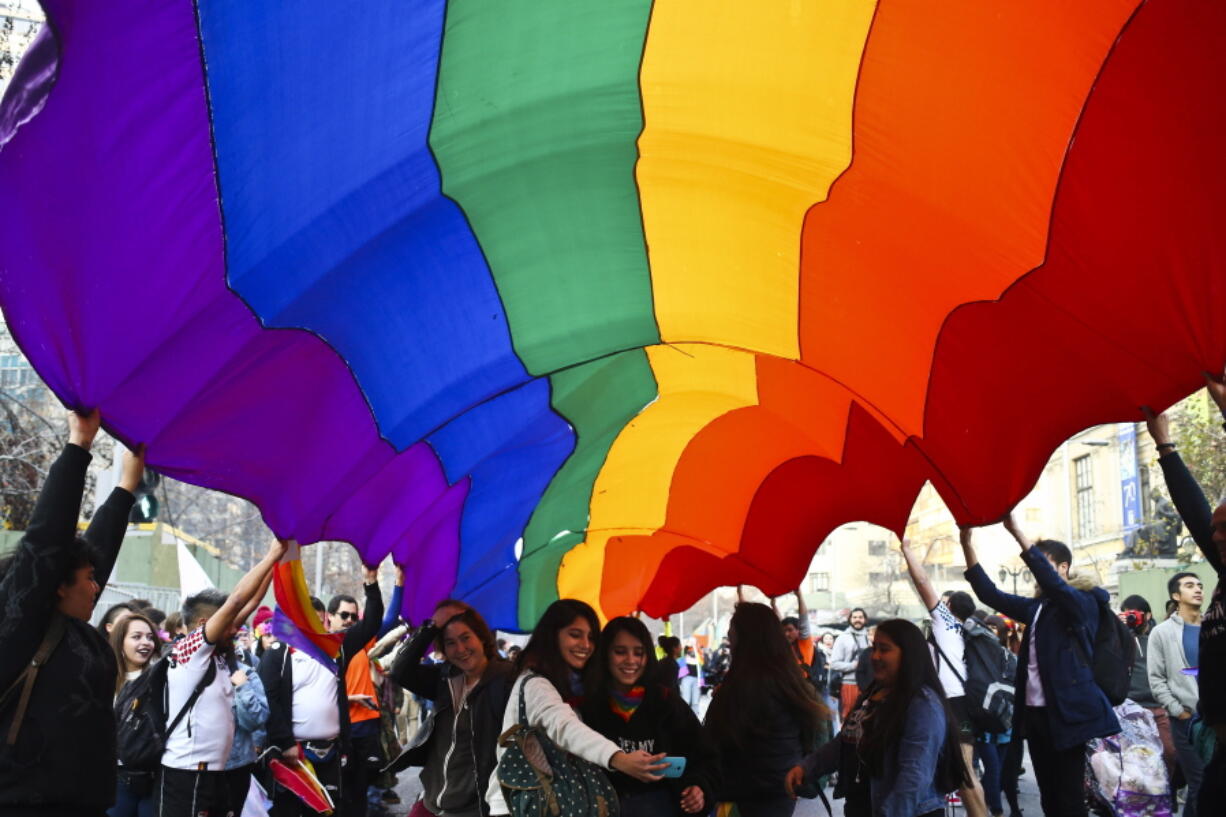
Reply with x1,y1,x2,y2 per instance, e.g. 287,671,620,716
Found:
272,543,342,671
1,1,1222,631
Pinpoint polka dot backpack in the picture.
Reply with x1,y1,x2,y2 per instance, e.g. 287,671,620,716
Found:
496,673,619,817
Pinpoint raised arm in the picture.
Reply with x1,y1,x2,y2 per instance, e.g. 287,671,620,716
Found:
389,622,445,699
1204,366,1226,427
377,565,404,638
962,527,1036,622
370,622,409,661
0,410,98,685
795,589,810,638
1001,512,1033,552
900,539,939,610
340,564,384,667
204,539,285,645
234,546,277,628
959,526,980,569
84,444,141,588
1145,407,1220,571
1005,513,1095,623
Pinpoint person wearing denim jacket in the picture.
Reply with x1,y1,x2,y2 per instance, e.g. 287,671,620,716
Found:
226,657,270,771
787,620,964,817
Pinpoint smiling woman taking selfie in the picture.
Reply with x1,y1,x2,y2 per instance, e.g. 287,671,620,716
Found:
486,599,666,817
389,600,515,817
580,617,717,817
785,619,969,817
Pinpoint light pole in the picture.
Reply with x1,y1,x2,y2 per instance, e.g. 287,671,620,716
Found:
998,565,1030,595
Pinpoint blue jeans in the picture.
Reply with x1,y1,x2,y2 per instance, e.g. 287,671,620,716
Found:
108,771,154,817
975,740,1004,815
1171,716,1204,817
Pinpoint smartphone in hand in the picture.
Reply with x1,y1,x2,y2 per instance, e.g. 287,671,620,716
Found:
660,756,687,778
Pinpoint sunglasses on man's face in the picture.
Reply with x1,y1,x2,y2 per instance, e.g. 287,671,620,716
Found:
336,611,358,621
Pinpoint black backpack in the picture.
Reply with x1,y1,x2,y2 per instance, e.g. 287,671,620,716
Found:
959,622,1016,733
1074,597,1134,706
115,656,217,772
802,646,828,692
933,734,970,795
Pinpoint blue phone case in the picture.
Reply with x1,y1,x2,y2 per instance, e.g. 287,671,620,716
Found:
661,756,686,778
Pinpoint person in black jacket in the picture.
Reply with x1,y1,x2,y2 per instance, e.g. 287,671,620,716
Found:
580,617,717,817
0,409,143,817
258,565,383,816
387,600,514,817
1144,394,1226,817
656,635,681,691
703,603,827,817
109,611,162,817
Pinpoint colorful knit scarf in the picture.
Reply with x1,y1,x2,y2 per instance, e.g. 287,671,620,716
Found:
609,685,646,722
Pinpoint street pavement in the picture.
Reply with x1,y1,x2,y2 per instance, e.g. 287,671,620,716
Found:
386,745,1046,817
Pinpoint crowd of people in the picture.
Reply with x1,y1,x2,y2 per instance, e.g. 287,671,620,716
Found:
0,370,1223,817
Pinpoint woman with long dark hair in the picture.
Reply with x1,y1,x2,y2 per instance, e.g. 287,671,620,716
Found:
580,617,717,817
108,612,161,817
704,602,826,817
485,599,665,816
785,619,970,817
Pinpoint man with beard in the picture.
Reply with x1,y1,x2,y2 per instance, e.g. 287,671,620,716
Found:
158,539,286,816
829,607,869,719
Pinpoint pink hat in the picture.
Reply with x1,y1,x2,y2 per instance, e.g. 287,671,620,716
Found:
252,606,274,631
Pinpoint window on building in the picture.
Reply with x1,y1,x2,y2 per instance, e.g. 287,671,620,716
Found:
0,354,35,390
1075,454,1095,539
868,539,887,556
809,572,830,593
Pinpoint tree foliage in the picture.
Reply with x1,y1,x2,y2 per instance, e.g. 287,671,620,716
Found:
1172,391,1226,506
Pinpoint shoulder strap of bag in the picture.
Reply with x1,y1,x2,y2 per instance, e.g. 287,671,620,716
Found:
517,671,533,727
817,783,833,817
3,612,67,746
929,632,967,687
165,655,218,738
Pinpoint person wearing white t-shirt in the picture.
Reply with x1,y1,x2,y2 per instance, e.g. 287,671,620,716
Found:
900,539,988,817
258,566,383,816
157,539,283,817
